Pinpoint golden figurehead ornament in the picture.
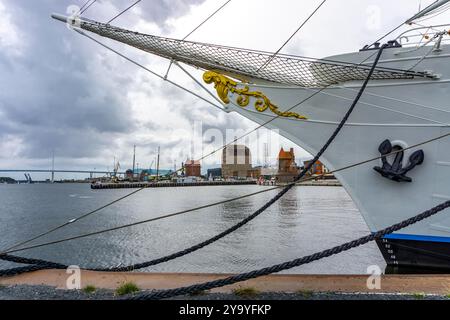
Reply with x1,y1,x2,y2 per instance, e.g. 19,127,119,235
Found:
203,71,307,120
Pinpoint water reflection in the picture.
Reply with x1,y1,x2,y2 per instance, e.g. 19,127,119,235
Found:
0,184,385,274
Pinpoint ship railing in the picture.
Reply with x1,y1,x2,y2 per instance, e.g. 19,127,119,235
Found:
394,23,450,48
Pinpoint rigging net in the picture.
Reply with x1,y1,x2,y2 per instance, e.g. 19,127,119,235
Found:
52,15,431,87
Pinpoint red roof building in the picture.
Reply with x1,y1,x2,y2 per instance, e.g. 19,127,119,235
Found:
277,148,300,183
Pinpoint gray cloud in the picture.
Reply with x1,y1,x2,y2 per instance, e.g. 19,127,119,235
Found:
0,0,207,168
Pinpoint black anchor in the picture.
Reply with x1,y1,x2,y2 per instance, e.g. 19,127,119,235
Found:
373,139,424,182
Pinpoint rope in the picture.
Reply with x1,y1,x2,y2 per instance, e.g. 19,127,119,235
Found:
132,200,450,300
163,0,234,101
80,0,97,15
0,44,387,275
0,37,320,257
1,129,447,262
106,0,142,25
258,0,327,72
75,29,223,110
166,86,327,177
0,254,66,269
4,129,448,257
1,187,279,256
0,265,52,278
1,187,146,253
12,3,440,282
182,0,233,40
14,4,447,282
78,0,93,14
367,0,448,49
0,32,327,259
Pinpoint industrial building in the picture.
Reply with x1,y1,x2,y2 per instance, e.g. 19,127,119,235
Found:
207,168,222,179
221,145,253,178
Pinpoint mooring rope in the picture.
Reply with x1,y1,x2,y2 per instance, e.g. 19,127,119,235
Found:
0,44,387,275
1,186,280,256
0,56,327,256
1,129,449,259
0,265,54,278
131,200,450,300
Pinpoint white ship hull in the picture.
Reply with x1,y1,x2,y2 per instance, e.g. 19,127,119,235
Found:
51,11,450,270
224,45,450,269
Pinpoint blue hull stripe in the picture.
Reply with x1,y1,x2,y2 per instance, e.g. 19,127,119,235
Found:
382,233,450,243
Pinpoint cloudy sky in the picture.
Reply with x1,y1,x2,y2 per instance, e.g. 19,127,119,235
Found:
0,0,443,179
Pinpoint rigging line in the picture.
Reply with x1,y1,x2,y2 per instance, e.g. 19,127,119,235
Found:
164,18,444,176
257,0,327,72
182,0,232,40
0,27,325,255
174,21,399,174
414,2,450,23
75,29,223,111
1,188,146,253
163,0,233,79
163,40,381,178
106,0,142,25
407,41,437,70
18,17,423,257
0,72,323,257
1,187,281,255
1,46,407,255
4,130,449,265
174,62,225,106
78,0,93,13
6,133,450,271
368,1,442,48
165,87,328,178
80,0,97,15
343,87,450,116
9,23,442,272
319,87,448,126
367,0,450,50
410,21,445,33
360,30,439,71
2,30,423,256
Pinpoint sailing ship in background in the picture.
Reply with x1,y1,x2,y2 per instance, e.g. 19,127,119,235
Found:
52,1,450,270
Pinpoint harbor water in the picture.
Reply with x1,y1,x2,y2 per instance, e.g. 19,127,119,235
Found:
0,184,385,274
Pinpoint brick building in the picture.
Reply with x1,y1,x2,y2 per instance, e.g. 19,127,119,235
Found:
184,160,201,177
303,160,328,176
276,148,300,183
